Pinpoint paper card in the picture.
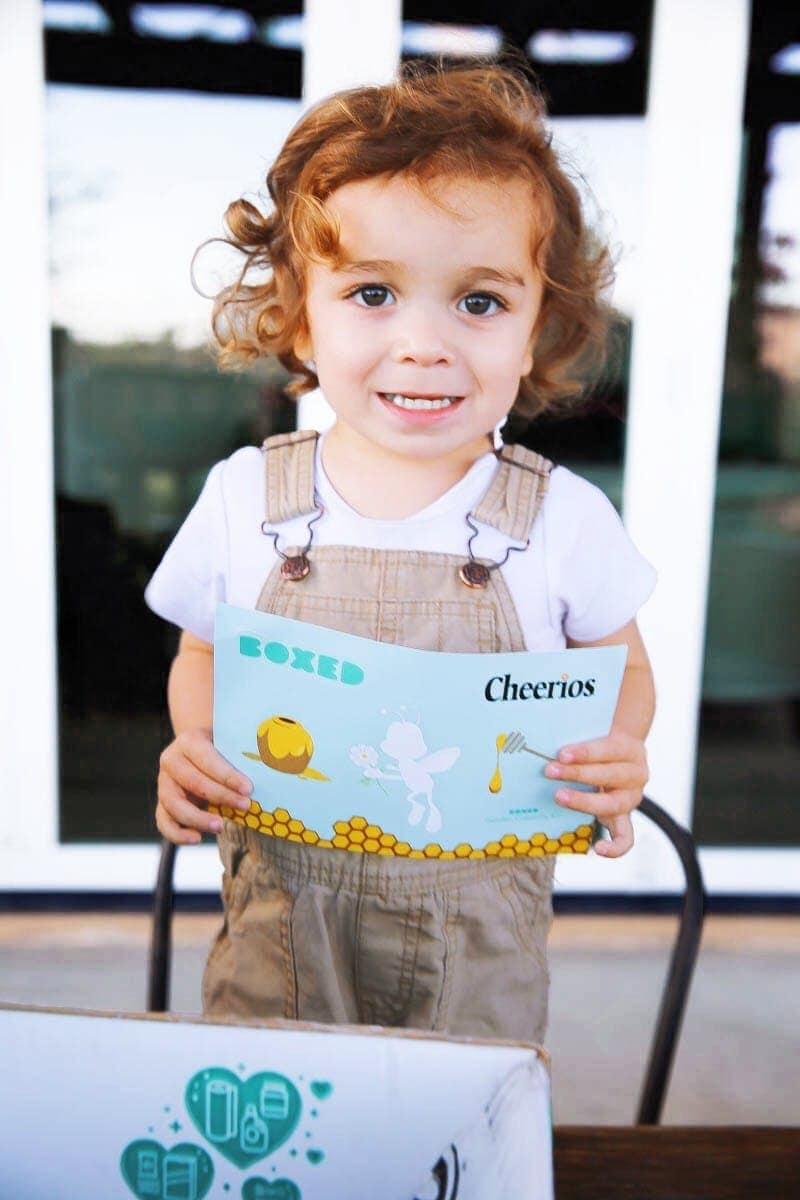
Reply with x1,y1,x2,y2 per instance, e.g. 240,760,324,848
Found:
212,604,626,858
0,1004,552,1200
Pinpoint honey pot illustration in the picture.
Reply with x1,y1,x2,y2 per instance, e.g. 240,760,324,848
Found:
244,716,330,781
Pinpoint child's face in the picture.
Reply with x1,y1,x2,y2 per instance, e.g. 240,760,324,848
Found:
294,173,543,465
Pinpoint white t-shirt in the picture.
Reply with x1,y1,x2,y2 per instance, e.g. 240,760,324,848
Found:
145,437,656,650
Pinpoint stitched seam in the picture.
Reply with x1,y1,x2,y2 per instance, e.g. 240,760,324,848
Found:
270,596,381,613
496,870,525,949
432,890,458,1030
280,896,298,1019
353,884,368,1022
489,568,526,651
394,893,419,1022
473,448,551,540
376,553,388,641
479,607,496,652
255,558,285,613
495,870,549,973
262,432,318,523
241,837,533,895
297,433,316,515
398,898,425,1023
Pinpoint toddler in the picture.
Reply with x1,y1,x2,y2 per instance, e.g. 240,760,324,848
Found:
146,60,656,1044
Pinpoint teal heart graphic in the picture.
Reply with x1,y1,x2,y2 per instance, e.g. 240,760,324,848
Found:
120,1140,213,1200
186,1068,301,1169
242,1178,302,1200
309,1080,333,1101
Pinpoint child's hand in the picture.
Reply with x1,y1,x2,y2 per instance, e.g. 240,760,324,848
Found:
544,728,648,858
156,728,253,845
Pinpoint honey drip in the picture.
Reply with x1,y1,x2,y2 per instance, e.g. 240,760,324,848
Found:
489,733,507,793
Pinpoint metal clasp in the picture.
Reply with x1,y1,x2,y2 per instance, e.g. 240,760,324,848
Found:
261,504,324,582
458,512,530,589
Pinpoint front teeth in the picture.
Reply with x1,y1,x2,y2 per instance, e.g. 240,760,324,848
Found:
383,394,457,410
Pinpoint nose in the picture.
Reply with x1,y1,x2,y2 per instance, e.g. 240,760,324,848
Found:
389,307,456,367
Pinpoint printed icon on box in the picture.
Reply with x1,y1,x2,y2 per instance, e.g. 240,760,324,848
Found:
260,1079,290,1120
349,715,459,833
206,1079,238,1142
242,1178,302,1200
244,716,330,781
185,1069,303,1169
120,1141,213,1200
163,1151,198,1200
240,1102,270,1154
136,1147,160,1196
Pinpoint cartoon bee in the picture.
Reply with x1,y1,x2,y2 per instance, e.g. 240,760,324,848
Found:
355,717,459,834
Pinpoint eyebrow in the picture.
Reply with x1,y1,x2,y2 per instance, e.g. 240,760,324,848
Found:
336,259,527,289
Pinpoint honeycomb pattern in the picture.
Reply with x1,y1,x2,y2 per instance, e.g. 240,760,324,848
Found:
209,799,594,856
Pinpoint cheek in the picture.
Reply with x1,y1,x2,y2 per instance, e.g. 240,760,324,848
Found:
472,325,532,375
316,332,378,389
324,338,375,372
323,313,385,366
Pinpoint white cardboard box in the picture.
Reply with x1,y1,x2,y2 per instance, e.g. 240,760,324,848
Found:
0,1004,553,1200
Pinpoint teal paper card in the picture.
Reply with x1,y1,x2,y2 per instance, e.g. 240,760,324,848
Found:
213,604,626,856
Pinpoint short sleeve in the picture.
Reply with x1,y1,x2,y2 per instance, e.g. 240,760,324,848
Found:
144,461,228,643
547,468,657,642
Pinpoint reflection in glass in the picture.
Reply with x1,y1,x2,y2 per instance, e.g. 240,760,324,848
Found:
47,72,301,840
695,10,800,847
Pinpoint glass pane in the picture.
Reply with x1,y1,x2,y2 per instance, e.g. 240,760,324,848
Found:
694,2,800,847
45,5,303,841
399,5,654,506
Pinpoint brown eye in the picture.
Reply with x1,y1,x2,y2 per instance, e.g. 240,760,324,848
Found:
352,285,393,307
459,292,503,316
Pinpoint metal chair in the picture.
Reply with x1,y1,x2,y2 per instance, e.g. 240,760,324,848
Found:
147,794,706,1125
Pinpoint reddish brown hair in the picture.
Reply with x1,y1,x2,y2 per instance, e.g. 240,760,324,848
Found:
209,57,615,416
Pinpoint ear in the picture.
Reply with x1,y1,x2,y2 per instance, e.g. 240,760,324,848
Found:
521,343,534,377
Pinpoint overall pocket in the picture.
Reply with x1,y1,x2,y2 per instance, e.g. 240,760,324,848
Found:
496,859,555,978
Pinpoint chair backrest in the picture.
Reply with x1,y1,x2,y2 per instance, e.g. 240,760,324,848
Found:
148,795,706,1126
634,797,706,1124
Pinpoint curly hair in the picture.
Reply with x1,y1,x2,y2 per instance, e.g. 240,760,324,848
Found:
208,57,616,417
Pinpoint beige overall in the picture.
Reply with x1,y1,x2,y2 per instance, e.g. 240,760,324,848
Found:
204,431,559,1043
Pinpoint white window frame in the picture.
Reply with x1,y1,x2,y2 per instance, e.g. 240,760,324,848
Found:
4,0,792,896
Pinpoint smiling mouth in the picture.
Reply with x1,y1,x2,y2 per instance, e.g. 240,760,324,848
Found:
379,393,464,411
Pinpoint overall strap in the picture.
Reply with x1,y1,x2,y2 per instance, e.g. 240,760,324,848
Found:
261,430,552,542
262,430,319,524
472,444,554,543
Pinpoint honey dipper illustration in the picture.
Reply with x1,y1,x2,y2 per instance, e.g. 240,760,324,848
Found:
489,731,556,793
244,715,330,780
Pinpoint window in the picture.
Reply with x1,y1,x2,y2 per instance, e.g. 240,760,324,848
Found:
694,2,800,848
44,1,303,839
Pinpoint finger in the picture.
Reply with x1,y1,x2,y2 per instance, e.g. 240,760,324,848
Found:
546,759,646,790
156,802,203,846
165,756,252,811
554,787,641,819
594,813,635,858
557,731,642,766
158,775,225,836
180,734,253,795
